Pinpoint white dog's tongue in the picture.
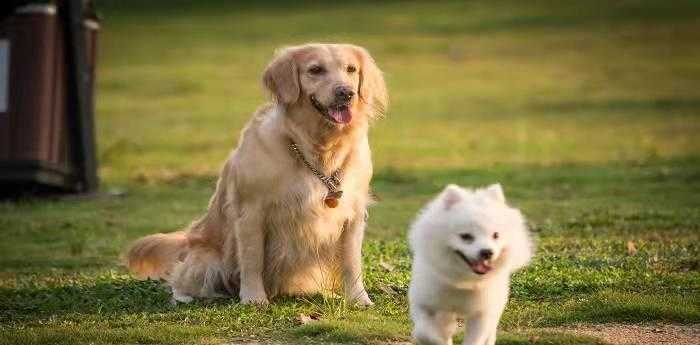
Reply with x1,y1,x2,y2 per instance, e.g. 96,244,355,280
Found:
328,107,352,124
470,260,492,275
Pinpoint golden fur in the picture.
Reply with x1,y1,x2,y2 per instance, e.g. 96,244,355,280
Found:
125,43,387,305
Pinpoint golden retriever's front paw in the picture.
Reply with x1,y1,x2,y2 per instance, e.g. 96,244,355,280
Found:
240,296,269,305
347,290,374,307
239,290,269,305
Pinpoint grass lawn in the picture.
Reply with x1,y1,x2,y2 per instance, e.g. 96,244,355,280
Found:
1,0,699,344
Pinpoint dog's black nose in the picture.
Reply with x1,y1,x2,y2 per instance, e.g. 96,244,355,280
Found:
479,249,493,260
334,86,355,102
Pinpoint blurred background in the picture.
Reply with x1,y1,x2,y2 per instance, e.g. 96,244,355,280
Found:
88,0,700,238
94,0,699,182
1,1,698,344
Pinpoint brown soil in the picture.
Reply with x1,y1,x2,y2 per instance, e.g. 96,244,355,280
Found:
547,323,700,345
225,324,700,345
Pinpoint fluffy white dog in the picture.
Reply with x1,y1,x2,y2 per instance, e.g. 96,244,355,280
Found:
409,184,534,345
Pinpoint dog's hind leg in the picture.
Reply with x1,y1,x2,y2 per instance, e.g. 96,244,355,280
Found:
168,246,233,300
171,287,193,303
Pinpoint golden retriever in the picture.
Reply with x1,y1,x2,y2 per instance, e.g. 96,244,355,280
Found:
125,43,387,305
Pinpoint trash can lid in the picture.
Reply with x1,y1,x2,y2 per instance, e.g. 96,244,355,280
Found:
15,4,56,16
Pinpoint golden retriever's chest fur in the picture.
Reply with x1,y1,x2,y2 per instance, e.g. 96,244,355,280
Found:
262,163,364,295
268,181,350,248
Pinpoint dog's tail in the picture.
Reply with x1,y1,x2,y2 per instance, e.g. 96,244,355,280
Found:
125,231,189,280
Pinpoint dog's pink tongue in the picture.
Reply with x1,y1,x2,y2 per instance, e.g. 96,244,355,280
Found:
470,261,492,274
328,107,352,124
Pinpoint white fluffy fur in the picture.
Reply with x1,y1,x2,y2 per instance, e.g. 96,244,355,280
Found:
409,184,534,345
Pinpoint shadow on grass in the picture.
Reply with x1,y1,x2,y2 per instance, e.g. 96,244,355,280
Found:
98,0,700,37
293,322,367,344
532,98,700,114
372,156,700,198
0,278,176,322
505,290,700,328
558,291,700,324
369,156,700,239
0,325,219,345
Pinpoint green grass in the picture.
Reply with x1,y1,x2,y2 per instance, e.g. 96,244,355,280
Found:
1,0,699,344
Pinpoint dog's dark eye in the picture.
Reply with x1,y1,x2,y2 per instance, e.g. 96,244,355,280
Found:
308,65,326,75
347,65,357,73
460,233,474,242
493,232,499,240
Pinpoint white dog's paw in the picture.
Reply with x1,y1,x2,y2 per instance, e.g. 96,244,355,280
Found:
239,290,269,305
347,290,374,307
413,333,449,345
413,330,448,345
171,289,194,304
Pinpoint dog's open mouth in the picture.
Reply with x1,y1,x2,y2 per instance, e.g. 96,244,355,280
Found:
454,250,492,275
310,95,352,124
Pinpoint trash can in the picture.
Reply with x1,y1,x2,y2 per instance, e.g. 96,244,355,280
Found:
0,0,99,195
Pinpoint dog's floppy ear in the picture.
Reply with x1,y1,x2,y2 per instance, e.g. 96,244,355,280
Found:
441,184,463,210
351,45,388,118
483,183,506,203
263,47,300,105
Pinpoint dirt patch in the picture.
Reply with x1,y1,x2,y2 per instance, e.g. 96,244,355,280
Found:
224,325,700,345
547,323,700,345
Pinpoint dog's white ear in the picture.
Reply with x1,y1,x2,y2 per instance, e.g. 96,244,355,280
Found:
484,183,506,203
441,184,463,210
263,47,300,105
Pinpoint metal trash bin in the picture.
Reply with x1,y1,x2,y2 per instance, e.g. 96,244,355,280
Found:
0,1,99,195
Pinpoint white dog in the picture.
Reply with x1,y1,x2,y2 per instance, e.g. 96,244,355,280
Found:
409,184,534,345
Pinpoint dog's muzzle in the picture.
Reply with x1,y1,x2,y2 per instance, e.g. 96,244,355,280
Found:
454,250,493,275
310,94,353,124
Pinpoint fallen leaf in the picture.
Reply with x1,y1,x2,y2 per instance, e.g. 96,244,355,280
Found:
296,314,316,325
627,241,638,256
528,335,540,343
378,284,396,295
380,260,395,272
107,188,127,197
296,312,321,325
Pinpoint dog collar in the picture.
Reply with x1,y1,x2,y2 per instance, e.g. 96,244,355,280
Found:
288,141,343,208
